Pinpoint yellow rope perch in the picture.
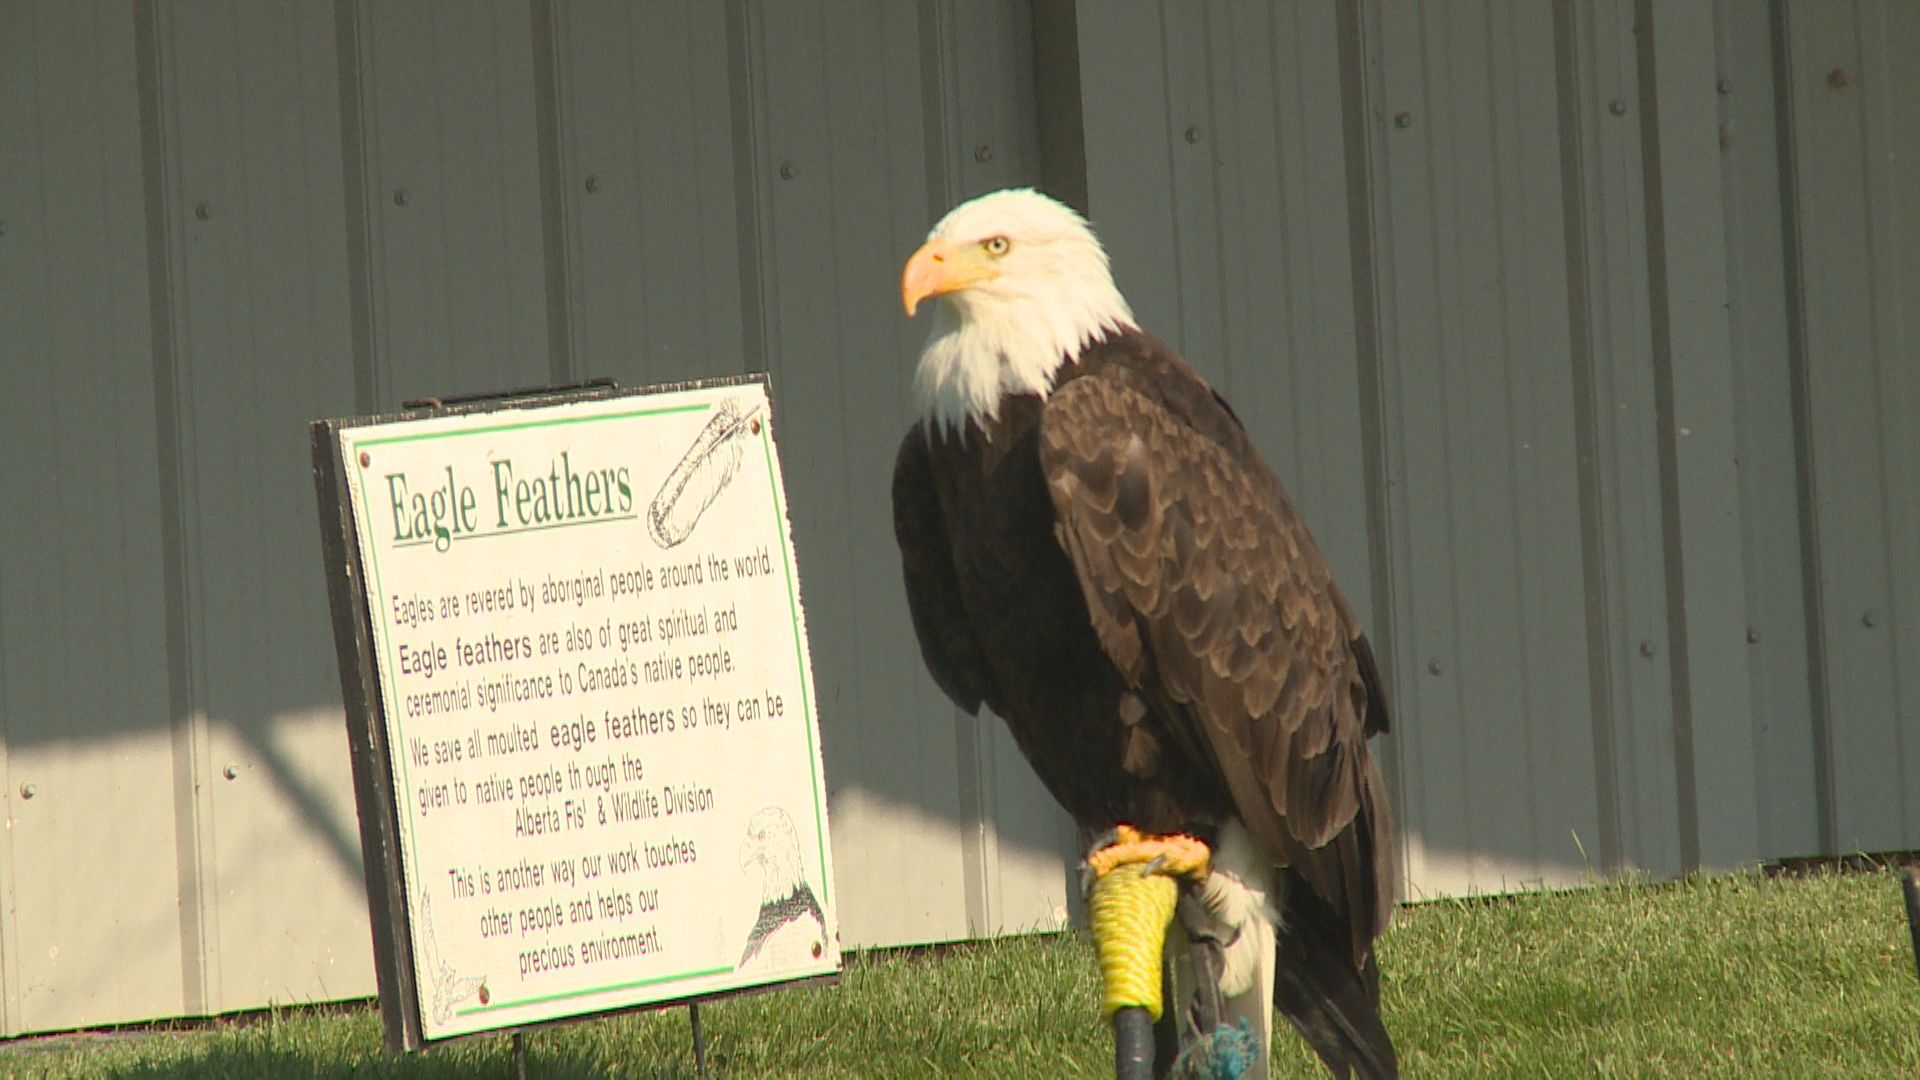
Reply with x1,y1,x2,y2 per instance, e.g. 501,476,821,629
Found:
1087,825,1212,1020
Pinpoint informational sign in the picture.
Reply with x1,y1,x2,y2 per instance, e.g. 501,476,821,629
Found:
312,377,837,1047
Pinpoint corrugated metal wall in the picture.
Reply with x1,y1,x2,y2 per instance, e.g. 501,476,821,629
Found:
2,3,185,1033
1,0,1915,1036
1776,0,1920,855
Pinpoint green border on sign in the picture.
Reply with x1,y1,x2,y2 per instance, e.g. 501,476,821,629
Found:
457,964,734,1017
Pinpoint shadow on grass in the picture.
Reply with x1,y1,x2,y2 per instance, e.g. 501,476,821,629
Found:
84,1045,699,1080
3,1020,708,1080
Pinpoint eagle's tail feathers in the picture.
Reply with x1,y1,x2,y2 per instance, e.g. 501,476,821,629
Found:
1272,879,1398,1079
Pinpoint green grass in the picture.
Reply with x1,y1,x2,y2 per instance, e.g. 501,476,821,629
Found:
4,869,1916,1077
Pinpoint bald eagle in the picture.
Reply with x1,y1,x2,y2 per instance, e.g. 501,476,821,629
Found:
893,189,1397,1078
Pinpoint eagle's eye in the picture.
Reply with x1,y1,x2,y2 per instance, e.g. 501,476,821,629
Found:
983,235,1011,257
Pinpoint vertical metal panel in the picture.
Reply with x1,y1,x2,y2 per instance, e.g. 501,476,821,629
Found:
551,1,749,385
1783,0,1920,853
1074,1,1183,344
1366,0,1605,893
1713,0,1824,859
923,0,1076,937
351,0,551,403
1074,1,1375,627
1030,0,1090,211
734,0,1071,946
1204,2,1374,583
0,0,185,1034
922,0,1042,204
1558,0,1680,878
150,1,376,1013
741,0,953,950
1635,0,1761,871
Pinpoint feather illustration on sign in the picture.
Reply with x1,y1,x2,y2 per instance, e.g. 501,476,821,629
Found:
648,397,762,548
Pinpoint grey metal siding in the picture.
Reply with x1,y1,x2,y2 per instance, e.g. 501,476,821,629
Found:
146,0,376,1015
0,0,185,1034
1369,0,1615,892
1640,0,1763,874
1547,0,1750,881
353,0,554,402
1781,0,1920,854
1559,0,1679,879
1716,0,1824,860
553,2,751,385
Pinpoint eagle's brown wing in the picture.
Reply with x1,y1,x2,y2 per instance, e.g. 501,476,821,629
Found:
892,425,997,716
1037,367,1394,964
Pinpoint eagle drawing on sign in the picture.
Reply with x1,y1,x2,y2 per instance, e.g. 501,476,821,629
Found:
738,806,826,968
892,189,1398,1078
415,891,486,1024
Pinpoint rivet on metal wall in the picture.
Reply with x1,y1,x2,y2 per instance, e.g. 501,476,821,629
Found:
973,144,993,163
393,188,410,207
223,765,240,780
1184,126,1202,145
584,174,601,193
1609,98,1628,116
358,450,371,468
1862,610,1877,628
1393,112,1413,129
1639,640,1656,658
1827,68,1850,90
1716,77,1732,95
194,201,212,221
1746,627,1761,644
779,161,799,180
18,783,35,800
1427,659,1443,676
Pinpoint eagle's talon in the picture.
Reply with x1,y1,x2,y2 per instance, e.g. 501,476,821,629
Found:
1083,826,1126,862
1085,825,1211,884
1176,889,1229,1036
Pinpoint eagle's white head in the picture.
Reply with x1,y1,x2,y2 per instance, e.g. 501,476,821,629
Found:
901,188,1135,434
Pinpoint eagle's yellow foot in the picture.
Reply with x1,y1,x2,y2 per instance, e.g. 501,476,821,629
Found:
1084,825,1211,1021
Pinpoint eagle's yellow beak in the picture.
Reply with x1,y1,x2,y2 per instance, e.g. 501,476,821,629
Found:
902,238,999,317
